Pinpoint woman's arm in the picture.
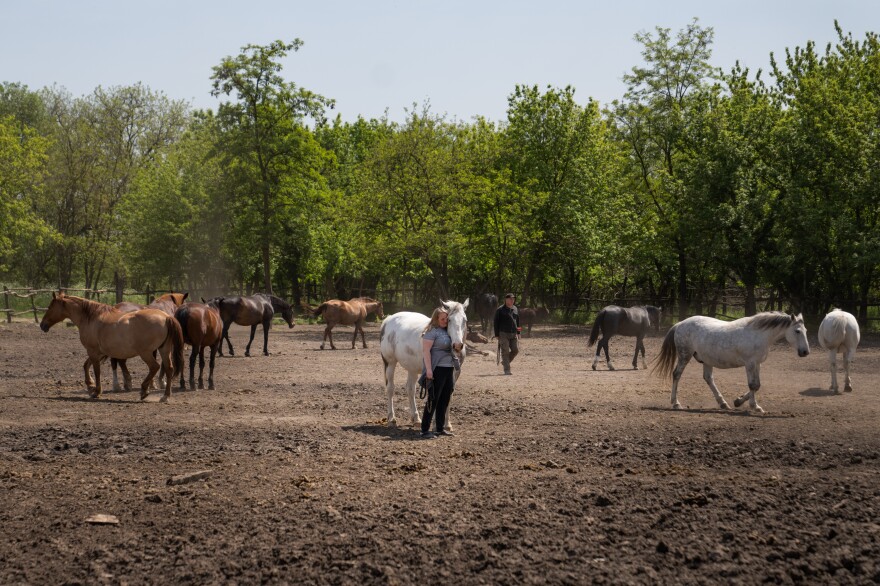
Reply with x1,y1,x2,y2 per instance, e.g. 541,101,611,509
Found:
422,338,434,379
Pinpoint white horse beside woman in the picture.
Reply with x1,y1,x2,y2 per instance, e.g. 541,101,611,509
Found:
818,309,860,393
380,299,469,430
653,312,810,413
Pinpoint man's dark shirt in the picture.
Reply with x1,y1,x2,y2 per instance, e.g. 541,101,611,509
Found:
494,305,519,337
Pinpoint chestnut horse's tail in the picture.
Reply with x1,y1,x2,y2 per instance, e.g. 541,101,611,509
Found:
166,316,185,378
312,302,328,317
651,325,678,379
587,309,605,348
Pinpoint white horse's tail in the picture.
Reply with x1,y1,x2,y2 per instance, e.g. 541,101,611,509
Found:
651,324,678,379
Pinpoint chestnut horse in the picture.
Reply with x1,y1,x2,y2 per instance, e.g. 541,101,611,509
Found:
312,297,385,350
205,294,295,357
40,292,184,401
108,292,188,391
175,302,222,390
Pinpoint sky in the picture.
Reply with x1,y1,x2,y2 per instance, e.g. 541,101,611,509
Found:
3,1,879,123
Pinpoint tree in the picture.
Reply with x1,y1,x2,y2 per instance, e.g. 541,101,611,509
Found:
352,105,467,299
612,19,719,319
37,85,187,290
769,23,880,320
503,84,628,311
0,115,54,280
211,40,333,295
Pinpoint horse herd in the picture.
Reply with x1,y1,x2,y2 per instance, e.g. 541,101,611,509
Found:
38,292,861,419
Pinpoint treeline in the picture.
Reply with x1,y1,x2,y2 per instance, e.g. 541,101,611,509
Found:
1,21,879,322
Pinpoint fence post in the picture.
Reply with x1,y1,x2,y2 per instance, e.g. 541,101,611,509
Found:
3,286,10,324
31,291,38,323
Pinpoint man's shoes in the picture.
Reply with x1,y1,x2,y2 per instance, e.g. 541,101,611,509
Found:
420,431,436,439
437,430,455,437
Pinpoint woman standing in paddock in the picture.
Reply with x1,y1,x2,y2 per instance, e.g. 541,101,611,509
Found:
420,308,459,439
818,309,860,393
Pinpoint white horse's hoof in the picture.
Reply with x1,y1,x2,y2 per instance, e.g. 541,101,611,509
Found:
753,406,765,414
608,365,615,371
387,419,398,428
719,402,730,410
671,402,682,410
844,385,853,393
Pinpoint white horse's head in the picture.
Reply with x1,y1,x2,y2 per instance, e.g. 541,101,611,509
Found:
785,313,811,357
440,298,470,362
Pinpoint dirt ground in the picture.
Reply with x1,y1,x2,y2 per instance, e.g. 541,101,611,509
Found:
1,316,879,585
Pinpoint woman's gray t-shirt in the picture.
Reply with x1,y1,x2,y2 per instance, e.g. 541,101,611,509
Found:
423,327,454,369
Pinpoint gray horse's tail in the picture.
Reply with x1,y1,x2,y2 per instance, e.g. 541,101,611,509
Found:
651,325,678,379
588,310,605,347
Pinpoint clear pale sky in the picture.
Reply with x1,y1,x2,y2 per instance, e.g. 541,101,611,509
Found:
2,1,878,123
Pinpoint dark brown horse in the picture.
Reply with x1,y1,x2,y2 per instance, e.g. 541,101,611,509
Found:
175,302,222,390
205,294,295,356
474,293,498,335
106,292,188,391
519,306,550,337
589,305,662,370
312,297,385,350
40,293,184,401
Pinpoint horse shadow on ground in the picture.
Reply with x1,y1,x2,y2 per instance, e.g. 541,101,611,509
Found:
46,394,148,405
342,423,425,441
800,387,841,398
641,406,790,419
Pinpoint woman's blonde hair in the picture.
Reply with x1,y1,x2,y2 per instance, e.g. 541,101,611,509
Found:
422,307,448,334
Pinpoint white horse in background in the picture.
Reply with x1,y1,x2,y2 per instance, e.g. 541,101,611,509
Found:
653,312,810,413
818,309,860,393
380,299,469,429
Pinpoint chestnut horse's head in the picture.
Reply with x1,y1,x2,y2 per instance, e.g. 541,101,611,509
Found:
40,292,68,332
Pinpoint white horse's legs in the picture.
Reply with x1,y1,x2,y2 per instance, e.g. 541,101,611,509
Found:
702,364,731,409
405,370,421,426
827,349,839,393
385,361,398,426
843,347,855,392
670,353,692,409
733,363,764,413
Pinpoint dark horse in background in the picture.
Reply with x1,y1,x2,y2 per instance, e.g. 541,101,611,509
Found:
474,293,497,335
205,294,295,357
588,305,662,371
519,307,550,337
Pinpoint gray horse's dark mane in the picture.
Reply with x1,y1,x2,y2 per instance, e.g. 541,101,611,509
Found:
749,312,793,330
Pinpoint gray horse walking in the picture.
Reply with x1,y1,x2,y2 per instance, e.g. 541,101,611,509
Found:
588,305,662,370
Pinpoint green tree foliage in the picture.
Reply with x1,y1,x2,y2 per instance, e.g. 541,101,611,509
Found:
118,112,226,292
0,115,54,280
351,105,468,299
504,84,631,312
612,19,719,318
770,23,880,319
211,40,333,295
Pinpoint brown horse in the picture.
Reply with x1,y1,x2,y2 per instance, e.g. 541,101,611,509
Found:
312,297,385,350
40,292,184,401
205,294,295,356
174,302,222,390
107,292,188,390
519,306,550,337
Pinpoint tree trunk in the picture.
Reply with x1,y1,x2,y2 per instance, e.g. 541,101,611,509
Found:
677,246,689,320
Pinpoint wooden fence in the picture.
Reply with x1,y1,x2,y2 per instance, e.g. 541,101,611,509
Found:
1,287,171,323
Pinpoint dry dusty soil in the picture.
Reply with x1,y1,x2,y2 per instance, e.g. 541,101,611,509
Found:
1,318,880,585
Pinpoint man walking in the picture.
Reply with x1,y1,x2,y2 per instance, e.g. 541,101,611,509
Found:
494,293,520,375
